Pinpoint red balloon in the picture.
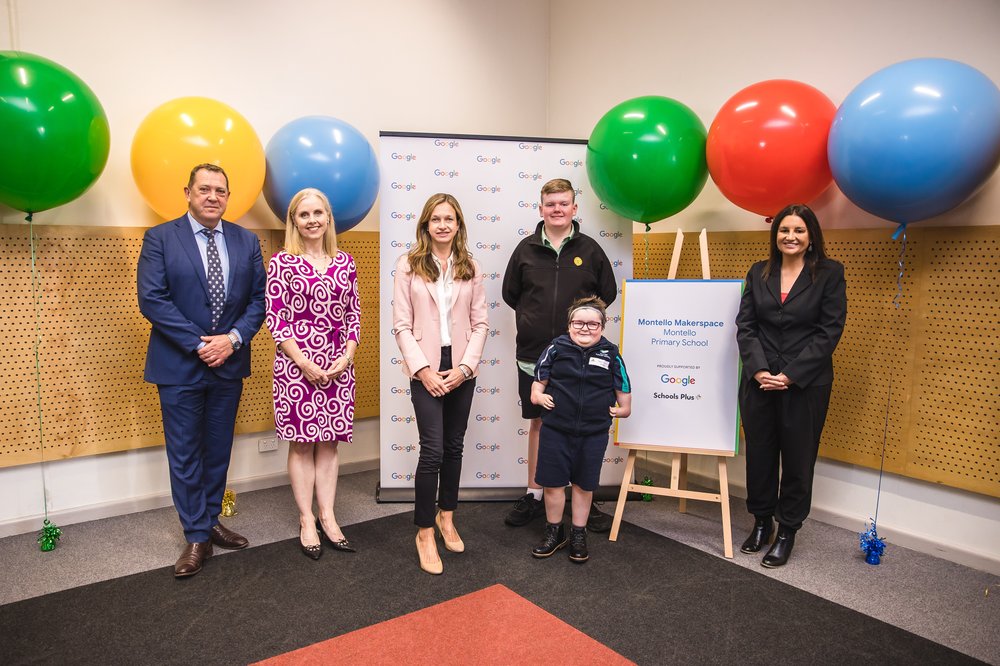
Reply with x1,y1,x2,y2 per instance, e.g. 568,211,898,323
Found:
707,80,836,217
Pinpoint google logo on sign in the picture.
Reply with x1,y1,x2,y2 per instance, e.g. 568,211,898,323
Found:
660,374,696,387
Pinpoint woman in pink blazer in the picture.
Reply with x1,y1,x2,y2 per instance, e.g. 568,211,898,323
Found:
393,193,489,575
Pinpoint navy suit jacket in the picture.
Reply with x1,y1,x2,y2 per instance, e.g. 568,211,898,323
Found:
138,215,267,385
735,257,847,388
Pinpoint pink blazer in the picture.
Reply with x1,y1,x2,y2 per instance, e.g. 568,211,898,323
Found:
392,254,489,378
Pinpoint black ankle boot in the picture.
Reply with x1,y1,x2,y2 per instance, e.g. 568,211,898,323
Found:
740,516,774,554
568,526,588,563
761,525,795,568
532,522,567,558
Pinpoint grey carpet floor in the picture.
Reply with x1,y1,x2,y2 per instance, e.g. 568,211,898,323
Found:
2,469,997,664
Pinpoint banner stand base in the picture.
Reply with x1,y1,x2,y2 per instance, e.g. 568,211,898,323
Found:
375,483,633,504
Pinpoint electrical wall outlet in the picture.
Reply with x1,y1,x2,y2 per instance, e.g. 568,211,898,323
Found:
258,437,279,452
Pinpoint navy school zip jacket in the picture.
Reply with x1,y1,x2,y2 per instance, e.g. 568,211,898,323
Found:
534,334,631,436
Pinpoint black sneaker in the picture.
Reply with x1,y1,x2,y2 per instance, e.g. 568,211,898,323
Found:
586,502,612,533
568,526,589,563
505,493,545,527
532,522,567,558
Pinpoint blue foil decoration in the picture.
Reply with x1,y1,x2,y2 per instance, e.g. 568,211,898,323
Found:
859,520,886,565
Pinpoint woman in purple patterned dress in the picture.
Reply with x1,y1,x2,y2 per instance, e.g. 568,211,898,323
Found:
266,188,360,559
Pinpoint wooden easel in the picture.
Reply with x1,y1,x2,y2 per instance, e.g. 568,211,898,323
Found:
609,228,735,558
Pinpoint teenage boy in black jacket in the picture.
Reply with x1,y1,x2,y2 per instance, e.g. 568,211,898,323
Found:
529,297,631,562
501,178,618,531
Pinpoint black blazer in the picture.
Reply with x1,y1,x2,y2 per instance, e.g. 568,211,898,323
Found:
736,257,846,388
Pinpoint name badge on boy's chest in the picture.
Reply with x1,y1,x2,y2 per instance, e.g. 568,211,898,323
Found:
589,356,610,370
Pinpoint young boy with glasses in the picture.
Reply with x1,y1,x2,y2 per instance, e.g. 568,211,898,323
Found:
528,296,632,563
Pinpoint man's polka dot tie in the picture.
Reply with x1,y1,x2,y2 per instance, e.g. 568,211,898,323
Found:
201,228,225,330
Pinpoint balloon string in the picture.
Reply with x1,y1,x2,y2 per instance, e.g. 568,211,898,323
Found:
643,223,651,278
6,0,20,51
893,228,907,310
27,212,51,522
873,372,892,528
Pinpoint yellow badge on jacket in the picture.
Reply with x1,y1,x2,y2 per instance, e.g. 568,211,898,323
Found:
573,256,583,266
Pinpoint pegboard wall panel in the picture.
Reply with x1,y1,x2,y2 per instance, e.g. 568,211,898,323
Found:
0,225,381,470
3,223,994,499
632,226,999,498
331,231,380,419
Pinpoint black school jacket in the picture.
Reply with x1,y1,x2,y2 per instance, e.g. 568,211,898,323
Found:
502,221,618,364
735,258,847,388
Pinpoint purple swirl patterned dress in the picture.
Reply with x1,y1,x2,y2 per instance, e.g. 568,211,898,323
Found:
266,250,361,443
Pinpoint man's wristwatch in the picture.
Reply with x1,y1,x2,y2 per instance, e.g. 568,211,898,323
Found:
227,331,241,351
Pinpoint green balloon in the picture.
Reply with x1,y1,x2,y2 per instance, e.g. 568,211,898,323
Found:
0,52,110,213
587,96,708,223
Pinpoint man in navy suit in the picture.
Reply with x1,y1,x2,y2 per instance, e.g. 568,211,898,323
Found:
137,163,267,577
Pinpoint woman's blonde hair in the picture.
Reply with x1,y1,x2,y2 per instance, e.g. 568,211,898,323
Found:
407,193,475,282
283,188,338,256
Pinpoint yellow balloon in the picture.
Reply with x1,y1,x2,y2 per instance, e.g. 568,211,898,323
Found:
130,97,264,220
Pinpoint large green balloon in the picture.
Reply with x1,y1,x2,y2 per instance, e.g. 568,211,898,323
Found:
587,96,708,223
0,52,110,213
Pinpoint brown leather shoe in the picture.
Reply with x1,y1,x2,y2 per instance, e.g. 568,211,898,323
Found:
210,523,248,550
174,541,212,578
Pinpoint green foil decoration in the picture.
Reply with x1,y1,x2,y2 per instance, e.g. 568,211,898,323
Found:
641,475,654,502
37,519,62,552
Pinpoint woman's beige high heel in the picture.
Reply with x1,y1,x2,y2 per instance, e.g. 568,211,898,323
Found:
416,533,443,575
435,510,465,553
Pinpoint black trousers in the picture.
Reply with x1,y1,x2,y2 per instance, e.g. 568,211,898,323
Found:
410,346,477,528
739,379,832,531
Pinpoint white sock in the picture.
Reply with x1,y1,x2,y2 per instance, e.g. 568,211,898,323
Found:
528,488,542,501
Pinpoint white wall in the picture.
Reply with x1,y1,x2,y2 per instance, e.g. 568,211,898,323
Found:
0,0,550,532
1,0,997,573
547,0,1000,573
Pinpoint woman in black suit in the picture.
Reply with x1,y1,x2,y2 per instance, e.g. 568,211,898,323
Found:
735,204,847,568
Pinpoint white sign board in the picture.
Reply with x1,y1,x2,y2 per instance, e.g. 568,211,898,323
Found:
615,279,743,453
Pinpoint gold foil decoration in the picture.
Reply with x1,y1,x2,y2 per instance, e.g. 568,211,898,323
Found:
221,489,237,517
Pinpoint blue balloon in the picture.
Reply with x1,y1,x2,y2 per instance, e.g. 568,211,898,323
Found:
828,58,1000,225
264,116,380,233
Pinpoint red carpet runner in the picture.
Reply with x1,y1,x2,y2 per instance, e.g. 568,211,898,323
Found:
255,583,634,665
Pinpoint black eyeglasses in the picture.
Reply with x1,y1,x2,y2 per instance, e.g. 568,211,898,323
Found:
569,320,602,331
